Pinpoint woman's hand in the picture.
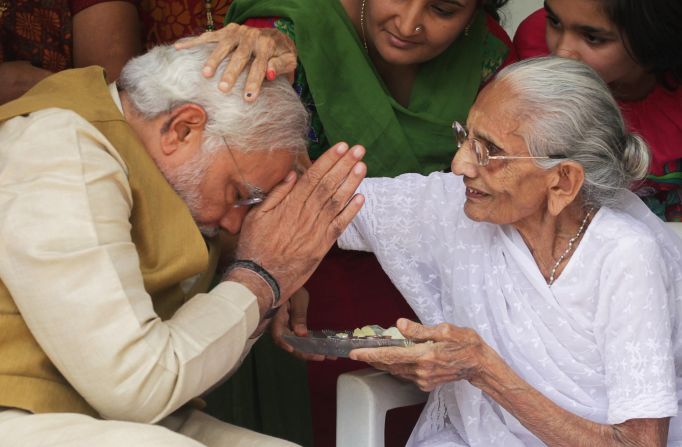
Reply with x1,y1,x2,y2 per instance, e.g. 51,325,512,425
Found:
175,23,297,102
353,323,670,447
271,288,334,361
349,318,487,392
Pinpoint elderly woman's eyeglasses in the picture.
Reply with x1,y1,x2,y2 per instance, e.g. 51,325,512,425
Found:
452,121,566,167
223,137,266,208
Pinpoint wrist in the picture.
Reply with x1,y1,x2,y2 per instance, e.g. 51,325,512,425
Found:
224,268,273,317
224,259,281,320
470,344,528,405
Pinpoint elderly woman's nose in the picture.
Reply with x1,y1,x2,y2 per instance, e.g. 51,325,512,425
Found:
451,146,477,177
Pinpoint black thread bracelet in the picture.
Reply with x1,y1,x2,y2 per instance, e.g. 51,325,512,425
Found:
228,260,281,317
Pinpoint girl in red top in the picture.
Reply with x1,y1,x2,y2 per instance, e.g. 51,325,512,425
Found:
514,0,682,221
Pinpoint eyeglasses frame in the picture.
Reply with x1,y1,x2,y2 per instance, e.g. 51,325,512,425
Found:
452,121,566,167
222,137,266,208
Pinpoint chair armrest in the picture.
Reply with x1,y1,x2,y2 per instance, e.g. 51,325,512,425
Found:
336,368,428,447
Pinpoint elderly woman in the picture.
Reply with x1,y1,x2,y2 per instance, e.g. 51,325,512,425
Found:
342,57,681,446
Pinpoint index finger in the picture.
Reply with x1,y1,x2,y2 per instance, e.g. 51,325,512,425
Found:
242,35,278,101
349,346,422,364
294,143,365,203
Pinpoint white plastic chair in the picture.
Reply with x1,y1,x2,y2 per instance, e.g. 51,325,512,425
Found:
667,221,682,239
336,368,427,447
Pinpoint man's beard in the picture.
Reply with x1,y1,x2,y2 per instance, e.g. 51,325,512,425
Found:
158,149,219,238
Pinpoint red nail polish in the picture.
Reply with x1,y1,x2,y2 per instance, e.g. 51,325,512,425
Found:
266,69,276,81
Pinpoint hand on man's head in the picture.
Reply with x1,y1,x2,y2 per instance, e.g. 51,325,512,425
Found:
235,142,366,304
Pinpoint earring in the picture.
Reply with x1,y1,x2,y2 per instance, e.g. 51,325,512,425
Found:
464,23,471,37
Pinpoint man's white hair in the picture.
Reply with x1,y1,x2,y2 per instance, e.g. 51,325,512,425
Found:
117,40,309,154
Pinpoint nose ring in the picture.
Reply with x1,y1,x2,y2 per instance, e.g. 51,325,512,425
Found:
415,25,423,33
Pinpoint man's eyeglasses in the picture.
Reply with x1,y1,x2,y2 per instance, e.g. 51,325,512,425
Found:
223,137,266,208
452,121,566,167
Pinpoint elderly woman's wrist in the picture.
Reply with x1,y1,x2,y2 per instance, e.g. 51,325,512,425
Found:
469,343,514,391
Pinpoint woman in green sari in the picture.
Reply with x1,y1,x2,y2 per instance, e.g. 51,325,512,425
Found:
180,1,516,445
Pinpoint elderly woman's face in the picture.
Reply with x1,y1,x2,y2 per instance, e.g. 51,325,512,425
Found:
451,82,555,225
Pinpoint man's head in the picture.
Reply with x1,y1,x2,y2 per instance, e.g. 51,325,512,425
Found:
117,41,309,236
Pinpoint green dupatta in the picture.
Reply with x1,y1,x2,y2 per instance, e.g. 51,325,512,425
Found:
227,0,506,177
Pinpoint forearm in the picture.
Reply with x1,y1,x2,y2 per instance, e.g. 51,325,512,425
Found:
0,61,52,104
72,1,141,81
472,347,668,447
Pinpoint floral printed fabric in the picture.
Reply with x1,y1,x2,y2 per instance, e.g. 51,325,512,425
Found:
0,0,72,71
139,0,232,47
339,172,682,446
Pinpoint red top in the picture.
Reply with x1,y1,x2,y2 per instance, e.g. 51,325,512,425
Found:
514,9,682,220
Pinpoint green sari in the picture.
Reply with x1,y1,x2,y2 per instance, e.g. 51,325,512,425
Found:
226,0,510,177
206,2,512,446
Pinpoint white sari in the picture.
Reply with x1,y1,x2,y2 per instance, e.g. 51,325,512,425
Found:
338,172,682,446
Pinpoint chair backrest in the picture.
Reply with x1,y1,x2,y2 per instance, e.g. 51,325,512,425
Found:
666,222,682,240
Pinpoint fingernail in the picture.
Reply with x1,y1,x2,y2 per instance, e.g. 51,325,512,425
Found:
266,69,276,81
354,163,365,174
352,146,365,158
336,142,349,154
202,66,212,76
219,81,229,91
398,318,407,329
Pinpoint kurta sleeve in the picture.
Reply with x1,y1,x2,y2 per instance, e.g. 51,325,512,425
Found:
338,172,471,324
594,233,678,424
0,108,260,422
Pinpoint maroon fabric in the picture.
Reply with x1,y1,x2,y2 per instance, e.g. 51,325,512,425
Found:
0,0,72,70
69,0,138,15
512,8,549,60
305,246,418,446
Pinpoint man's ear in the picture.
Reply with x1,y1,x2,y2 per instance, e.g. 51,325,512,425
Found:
159,103,208,158
547,161,585,216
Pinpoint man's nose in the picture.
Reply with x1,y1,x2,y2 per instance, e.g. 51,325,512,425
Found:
220,206,249,235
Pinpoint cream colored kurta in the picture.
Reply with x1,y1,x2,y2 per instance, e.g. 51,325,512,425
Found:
0,84,260,423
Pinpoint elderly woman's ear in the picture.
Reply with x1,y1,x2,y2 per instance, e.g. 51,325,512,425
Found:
547,161,585,216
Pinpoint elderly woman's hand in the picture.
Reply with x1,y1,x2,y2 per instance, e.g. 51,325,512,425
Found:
349,318,488,392
175,23,297,102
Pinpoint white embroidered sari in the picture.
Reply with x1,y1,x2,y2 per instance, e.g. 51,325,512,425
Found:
338,172,682,446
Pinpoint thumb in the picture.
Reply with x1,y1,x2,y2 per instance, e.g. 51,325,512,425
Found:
290,288,310,336
397,318,434,342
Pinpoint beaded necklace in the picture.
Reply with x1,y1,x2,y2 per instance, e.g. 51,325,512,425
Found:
548,207,594,285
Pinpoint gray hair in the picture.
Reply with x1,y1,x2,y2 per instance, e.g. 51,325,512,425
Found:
117,40,309,154
495,57,650,209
